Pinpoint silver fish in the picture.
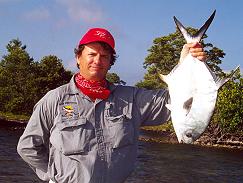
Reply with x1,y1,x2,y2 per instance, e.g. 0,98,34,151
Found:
159,10,239,144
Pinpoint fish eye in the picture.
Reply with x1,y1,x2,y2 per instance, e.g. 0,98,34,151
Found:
185,132,192,138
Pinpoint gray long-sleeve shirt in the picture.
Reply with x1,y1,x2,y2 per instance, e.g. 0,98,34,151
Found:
17,76,170,183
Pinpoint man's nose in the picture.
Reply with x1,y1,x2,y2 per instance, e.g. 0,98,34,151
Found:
93,54,101,64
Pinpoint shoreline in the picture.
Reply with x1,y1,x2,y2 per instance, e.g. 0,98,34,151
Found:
0,117,27,127
140,129,243,150
1,118,243,150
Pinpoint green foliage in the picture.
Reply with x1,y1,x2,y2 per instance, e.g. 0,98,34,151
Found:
0,39,35,114
35,55,73,100
0,111,29,122
137,27,225,89
0,39,125,118
0,39,73,115
141,121,174,133
136,66,166,89
212,70,243,133
106,72,126,85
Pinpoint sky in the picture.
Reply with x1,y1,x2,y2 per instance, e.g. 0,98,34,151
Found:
0,0,242,85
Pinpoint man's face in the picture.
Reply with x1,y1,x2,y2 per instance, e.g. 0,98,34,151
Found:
77,42,111,81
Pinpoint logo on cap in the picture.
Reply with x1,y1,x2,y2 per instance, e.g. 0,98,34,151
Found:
95,31,106,38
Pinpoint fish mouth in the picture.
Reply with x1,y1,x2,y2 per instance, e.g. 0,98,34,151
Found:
180,138,193,144
179,130,194,144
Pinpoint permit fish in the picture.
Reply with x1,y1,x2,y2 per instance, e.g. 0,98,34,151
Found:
159,10,239,144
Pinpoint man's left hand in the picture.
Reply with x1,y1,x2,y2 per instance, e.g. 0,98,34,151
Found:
187,42,207,62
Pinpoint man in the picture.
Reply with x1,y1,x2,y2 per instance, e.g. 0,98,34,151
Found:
17,28,206,183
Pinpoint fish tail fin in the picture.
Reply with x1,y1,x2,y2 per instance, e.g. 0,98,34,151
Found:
173,16,193,43
194,10,216,42
174,10,216,43
216,65,240,89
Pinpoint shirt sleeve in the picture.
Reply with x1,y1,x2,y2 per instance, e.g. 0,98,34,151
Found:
17,94,55,181
134,88,171,126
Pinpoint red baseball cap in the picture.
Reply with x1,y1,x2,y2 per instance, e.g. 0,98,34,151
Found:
79,28,115,53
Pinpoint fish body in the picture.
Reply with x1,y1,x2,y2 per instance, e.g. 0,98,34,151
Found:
160,10,239,143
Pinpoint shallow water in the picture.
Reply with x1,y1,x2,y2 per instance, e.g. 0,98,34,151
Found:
126,141,243,183
0,127,41,183
1,127,243,183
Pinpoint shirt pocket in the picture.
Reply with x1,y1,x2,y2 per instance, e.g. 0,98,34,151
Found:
107,114,134,149
56,117,94,155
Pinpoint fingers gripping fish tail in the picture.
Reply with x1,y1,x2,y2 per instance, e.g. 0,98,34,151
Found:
174,10,216,43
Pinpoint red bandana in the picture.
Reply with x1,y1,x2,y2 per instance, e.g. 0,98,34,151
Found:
75,73,110,100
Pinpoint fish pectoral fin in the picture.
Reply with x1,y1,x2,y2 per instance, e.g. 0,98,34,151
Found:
165,104,172,111
183,97,193,113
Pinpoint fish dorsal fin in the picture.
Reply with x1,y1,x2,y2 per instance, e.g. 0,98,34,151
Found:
174,10,216,43
216,65,240,89
183,97,193,115
159,74,169,84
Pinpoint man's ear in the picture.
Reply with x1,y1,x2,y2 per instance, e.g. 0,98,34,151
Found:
76,56,80,65
76,56,80,69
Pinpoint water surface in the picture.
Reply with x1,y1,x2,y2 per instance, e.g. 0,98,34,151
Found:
0,126,242,183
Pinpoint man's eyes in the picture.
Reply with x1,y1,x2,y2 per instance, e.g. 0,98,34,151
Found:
88,53,96,56
101,55,109,59
88,53,109,59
